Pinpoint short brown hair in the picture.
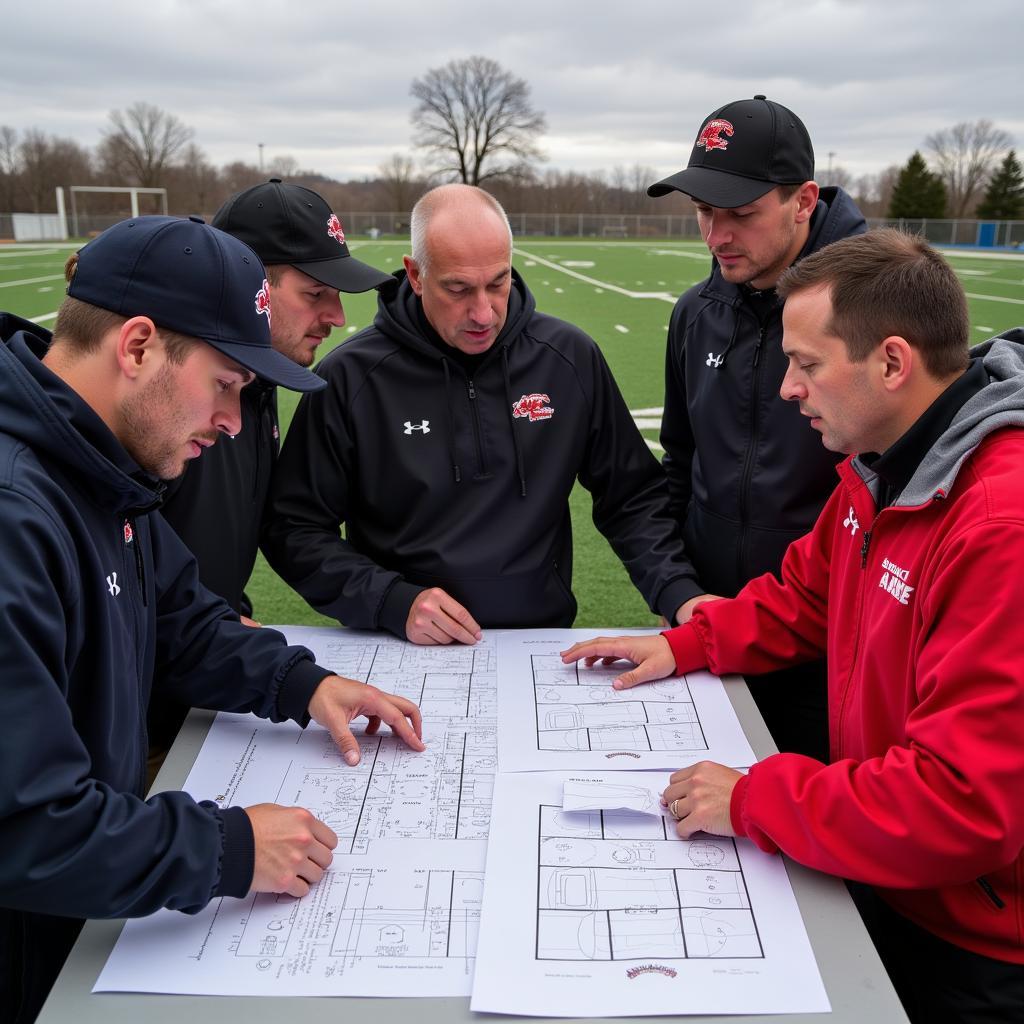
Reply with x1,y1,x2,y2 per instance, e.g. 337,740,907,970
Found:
54,253,200,364
777,228,969,378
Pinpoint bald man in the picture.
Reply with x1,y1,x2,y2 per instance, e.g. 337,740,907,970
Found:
263,184,697,643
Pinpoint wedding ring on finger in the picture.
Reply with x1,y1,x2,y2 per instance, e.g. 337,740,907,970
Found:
670,798,680,820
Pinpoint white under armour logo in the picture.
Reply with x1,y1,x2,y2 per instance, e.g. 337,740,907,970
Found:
106,572,121,597
706,352,724,368
843,506,860,536
404,420,430,434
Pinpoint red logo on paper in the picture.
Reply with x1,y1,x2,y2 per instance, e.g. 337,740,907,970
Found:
327,214,346,245
512,393,554,422
123,520,134,545
626,964,678,980
696,118,734,153
255,279,272,323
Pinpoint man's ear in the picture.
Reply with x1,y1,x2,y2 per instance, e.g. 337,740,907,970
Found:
794,181,820,224
115,316,160,380
403,254,424,296
878,335,914,393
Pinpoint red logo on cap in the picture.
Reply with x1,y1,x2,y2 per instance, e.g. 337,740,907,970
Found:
255,279,272,323
327,214,346,245
696,118,734,153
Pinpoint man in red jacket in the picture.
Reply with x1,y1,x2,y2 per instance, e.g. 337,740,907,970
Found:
563,229,1024,1022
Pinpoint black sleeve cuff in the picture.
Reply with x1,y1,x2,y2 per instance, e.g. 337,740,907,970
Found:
378,579,426,638
212,804,254,899
655,577,705,625
276,657,332,725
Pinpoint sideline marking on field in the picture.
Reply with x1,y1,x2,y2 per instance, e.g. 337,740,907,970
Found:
514,248,676,303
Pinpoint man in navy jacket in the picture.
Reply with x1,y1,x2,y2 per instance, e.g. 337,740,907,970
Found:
0,216,423,1024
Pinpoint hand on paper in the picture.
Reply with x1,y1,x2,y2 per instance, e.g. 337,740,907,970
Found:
406,587,483,646
559,633,676,689
662,761,741,839
308,675,425,766
245,803,338,897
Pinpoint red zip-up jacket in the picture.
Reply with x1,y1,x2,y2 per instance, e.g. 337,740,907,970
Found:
665,421,1024,964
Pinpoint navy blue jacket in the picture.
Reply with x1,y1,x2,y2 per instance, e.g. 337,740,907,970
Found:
263,271,697,635
0,315,329,1014
661,187,868,598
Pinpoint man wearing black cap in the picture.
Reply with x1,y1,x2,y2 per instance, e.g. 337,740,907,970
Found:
0,216,423,1024
150,182,393,762
159,179,392,620
647,96,867,762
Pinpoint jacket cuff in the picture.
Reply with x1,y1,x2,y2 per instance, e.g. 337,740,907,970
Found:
661,622,708,674
213,805,255,899
729,767,780,855
277,657,332,725
378,579,426,638
655,578,705,625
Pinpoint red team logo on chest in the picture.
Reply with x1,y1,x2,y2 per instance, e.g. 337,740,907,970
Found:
512,393,554,422
123,520,133,544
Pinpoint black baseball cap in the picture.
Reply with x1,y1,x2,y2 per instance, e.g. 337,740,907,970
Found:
67,215,326,392
648,95,815,208
212,179,393,293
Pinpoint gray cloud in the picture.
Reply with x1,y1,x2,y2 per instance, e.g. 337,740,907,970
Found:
3,0,1020,182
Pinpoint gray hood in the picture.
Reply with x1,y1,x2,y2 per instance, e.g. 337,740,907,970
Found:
855,329,1024,507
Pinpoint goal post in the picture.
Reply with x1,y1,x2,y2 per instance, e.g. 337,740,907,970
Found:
67,185,168,238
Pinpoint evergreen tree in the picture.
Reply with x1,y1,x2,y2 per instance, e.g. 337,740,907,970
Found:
888,152,947,218
976,150,1024,220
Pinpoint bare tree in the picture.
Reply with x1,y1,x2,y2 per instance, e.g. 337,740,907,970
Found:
925,119,1013,217
378,153,426,212
410,55,546,185
0,125,20,212
165,143,222,217
268,154,300,178
19,129,92,212
100,102,194,187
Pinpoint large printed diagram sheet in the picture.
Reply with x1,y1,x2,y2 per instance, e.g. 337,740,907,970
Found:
471,771,830,1017
496,629,756,772
94,627,496,998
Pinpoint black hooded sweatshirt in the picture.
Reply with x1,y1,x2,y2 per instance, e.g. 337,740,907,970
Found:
263,270,697,634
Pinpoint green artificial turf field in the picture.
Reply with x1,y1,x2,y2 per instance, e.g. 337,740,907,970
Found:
3,237,1022,628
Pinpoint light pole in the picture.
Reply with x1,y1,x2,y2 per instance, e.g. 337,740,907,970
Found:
258,143,264,172
827,151,836,178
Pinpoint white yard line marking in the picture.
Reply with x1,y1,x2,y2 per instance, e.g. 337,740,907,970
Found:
0,274,64,289
631,406,664,416
643,438,665,453
964,291,1024,306
514,248,677,303
632,417,662,429
33,312,58,322
614,324,629,333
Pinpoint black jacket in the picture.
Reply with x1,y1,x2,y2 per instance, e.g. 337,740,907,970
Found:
263,271,697,635
661,187,867,598
0,315,329,1019
160,378,279,614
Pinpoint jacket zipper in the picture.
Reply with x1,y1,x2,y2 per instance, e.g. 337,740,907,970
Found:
977,876,1006,909
466,378,488,476
735,320,768,584
122,516,150,794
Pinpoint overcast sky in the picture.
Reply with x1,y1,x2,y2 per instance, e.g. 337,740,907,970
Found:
4,0,1021,187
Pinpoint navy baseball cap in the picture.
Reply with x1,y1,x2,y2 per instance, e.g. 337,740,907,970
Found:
67,215,325,392
213,179,393,293
648,95,815,208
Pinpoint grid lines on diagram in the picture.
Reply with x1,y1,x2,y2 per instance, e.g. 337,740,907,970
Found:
233,868,481,975
530,654,709,752
535,804,763,961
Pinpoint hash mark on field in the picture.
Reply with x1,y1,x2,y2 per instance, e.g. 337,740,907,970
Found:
614,325,629,334
515,248,676,303
554,287,564,293
976,326,993,332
